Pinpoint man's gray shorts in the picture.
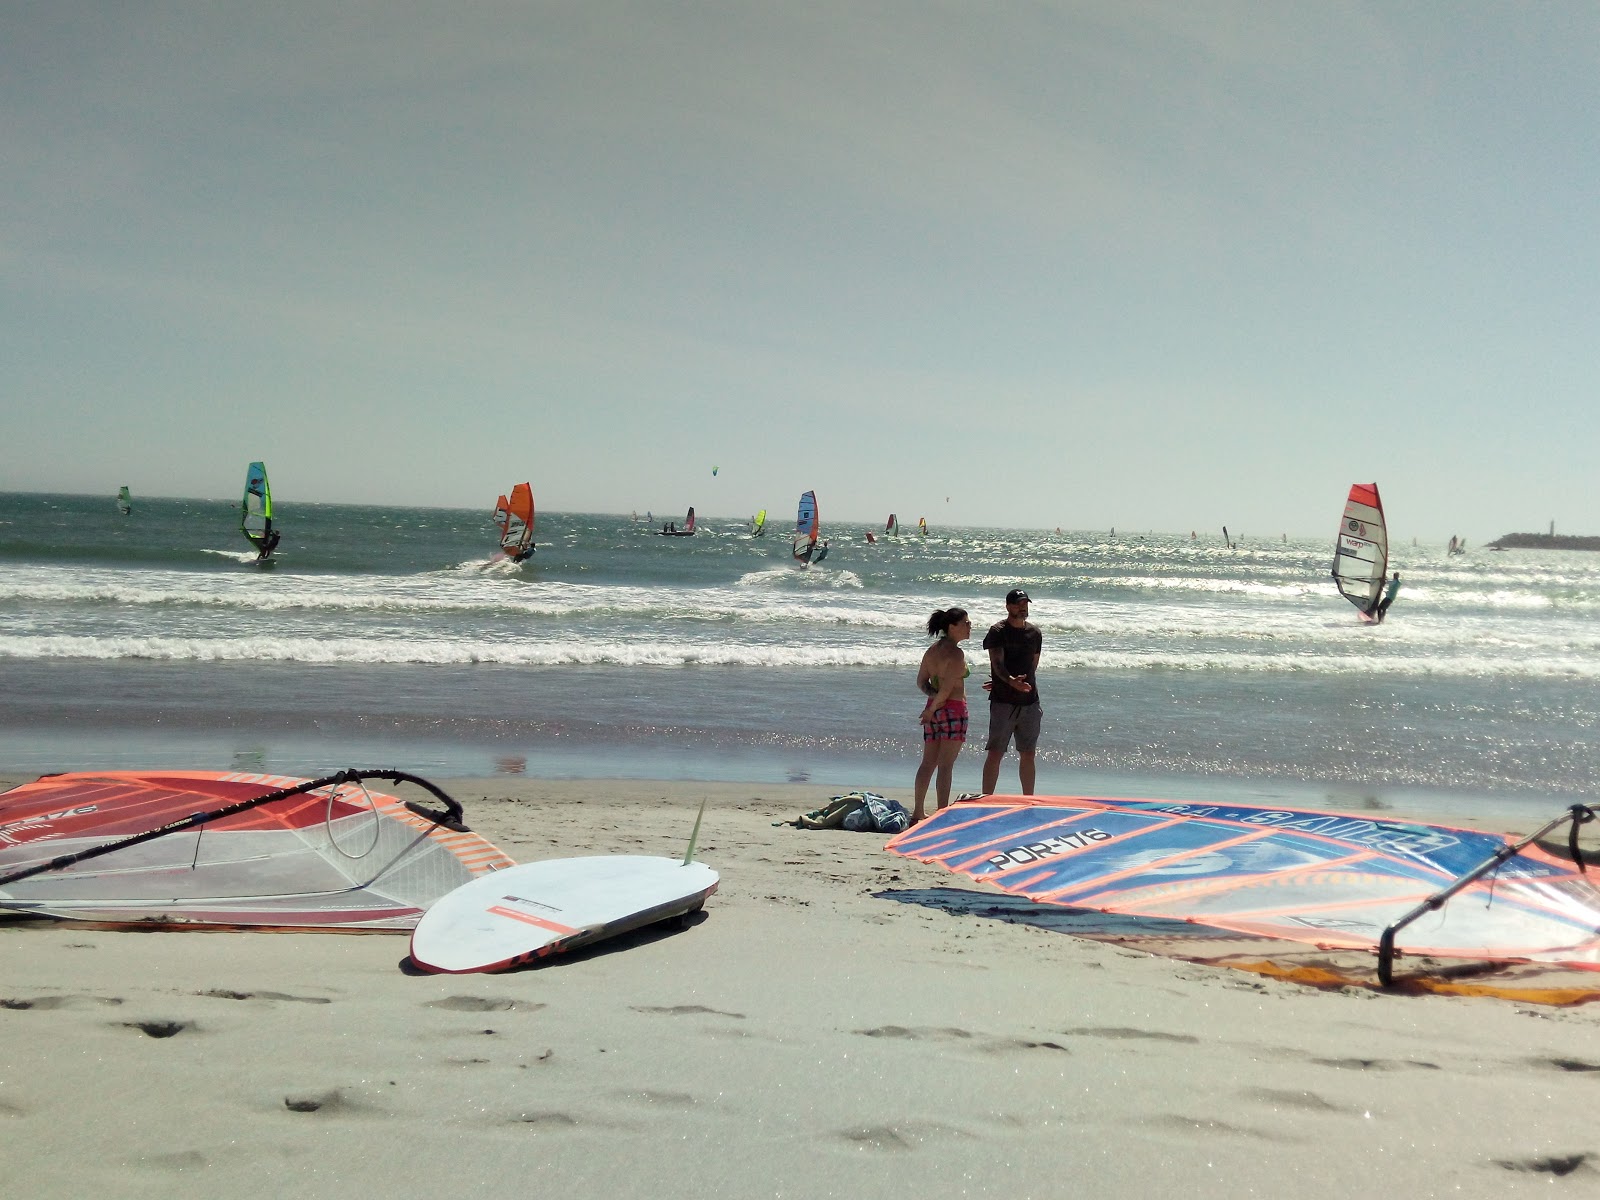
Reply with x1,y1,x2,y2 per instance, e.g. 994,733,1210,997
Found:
985,703,1042,753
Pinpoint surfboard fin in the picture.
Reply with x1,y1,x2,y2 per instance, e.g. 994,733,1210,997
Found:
684,796,708,865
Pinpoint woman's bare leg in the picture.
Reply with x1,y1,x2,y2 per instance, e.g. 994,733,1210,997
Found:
933,739,962,811
912,738,940,822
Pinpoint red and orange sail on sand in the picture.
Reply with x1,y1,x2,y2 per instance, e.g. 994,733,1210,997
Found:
0,771,513,929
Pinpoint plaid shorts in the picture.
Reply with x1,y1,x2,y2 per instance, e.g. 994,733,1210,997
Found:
923,698,969,743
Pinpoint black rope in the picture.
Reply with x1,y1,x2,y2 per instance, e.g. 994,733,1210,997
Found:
1569,804,1595,875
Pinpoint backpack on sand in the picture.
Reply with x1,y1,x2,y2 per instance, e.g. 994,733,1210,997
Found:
782,791,911,834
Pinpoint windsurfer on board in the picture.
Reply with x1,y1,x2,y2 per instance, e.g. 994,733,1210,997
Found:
913,607,972,823
1372,572,1401,623
255,522,280,560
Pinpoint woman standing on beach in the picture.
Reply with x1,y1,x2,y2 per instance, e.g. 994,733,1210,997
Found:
913,607,971,823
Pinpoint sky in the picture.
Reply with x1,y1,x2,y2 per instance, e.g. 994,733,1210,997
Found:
3,2,1598,540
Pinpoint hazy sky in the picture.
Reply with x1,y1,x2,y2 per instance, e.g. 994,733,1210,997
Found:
4,2,1597,539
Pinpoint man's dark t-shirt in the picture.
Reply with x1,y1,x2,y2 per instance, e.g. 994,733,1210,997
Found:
983,620,1042,707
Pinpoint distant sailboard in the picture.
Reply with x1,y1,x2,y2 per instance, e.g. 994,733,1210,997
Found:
116,486,132,516
1332,482,1387,618
0,770,514,930
660,506,697,536
240,461,279,561
750,509,767,538
885,513,898,538
886,795,1600,983
493,482,536,561
792,490,828,565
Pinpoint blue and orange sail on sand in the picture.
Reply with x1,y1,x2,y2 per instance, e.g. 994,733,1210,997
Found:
887,795,1600,975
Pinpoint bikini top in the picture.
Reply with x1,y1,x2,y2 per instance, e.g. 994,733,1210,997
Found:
925,662,971,692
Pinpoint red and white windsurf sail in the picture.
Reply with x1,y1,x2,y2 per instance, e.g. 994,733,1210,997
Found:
1332,482,1386,614
0,770,514,930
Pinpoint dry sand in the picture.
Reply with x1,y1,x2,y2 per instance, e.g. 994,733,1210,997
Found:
4,776,1600,1197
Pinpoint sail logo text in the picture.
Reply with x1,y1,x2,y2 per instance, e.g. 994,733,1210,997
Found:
987,828,1112,870
0,804,101,845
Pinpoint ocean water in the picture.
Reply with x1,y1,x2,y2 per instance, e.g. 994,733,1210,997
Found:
2,491,1598,818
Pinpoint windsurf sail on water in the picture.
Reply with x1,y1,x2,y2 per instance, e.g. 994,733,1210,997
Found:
751,509,767,537
493,482,536,560
240,461,277,558
1332,482,1387,615
793,490,822,563
660,506,696,536
918,516,928,537
0,769,514,930
116,486,132,515
886,513,898,537
886,795,1600,981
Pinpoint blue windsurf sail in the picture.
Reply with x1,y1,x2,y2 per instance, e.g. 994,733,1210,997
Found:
792,490,818,562
886,795,1600,973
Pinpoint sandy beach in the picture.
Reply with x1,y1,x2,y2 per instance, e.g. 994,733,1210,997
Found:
3,774,1599,1198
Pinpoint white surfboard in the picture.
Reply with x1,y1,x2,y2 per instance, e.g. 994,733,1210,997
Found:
408,855,719,974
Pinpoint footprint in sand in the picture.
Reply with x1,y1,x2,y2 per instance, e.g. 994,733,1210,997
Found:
1494,1152,1594,1177
1060,1026,1199,1044
1538,1057,1600,1073
1310,1056,1440,1071
428,996,543,1013
3,994,124,1010
198,989,332,1005
283,1088,369,1114
855,1025,1067,1053
631,1004,745,1019
836,1122,976,1151
120,1020,192,1039
1237,1086,1347,1113
1143,1113,1298,1142
616,1089,696,1108
505,1110,582,1129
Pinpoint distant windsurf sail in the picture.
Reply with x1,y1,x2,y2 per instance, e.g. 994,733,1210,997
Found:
494,482,536,560
1332,483,1387,614
751,509,767,537
793,490,821,563
886,513,898,537
660,506,697,536
116,486,132,515
886,795,1600,978
0,770,515,930
918,516,928,537
240,461,277,558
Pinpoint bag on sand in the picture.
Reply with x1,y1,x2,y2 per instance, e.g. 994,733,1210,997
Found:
783,791,911,834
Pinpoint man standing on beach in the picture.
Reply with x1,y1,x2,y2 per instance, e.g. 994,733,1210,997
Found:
981,588,1042,795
